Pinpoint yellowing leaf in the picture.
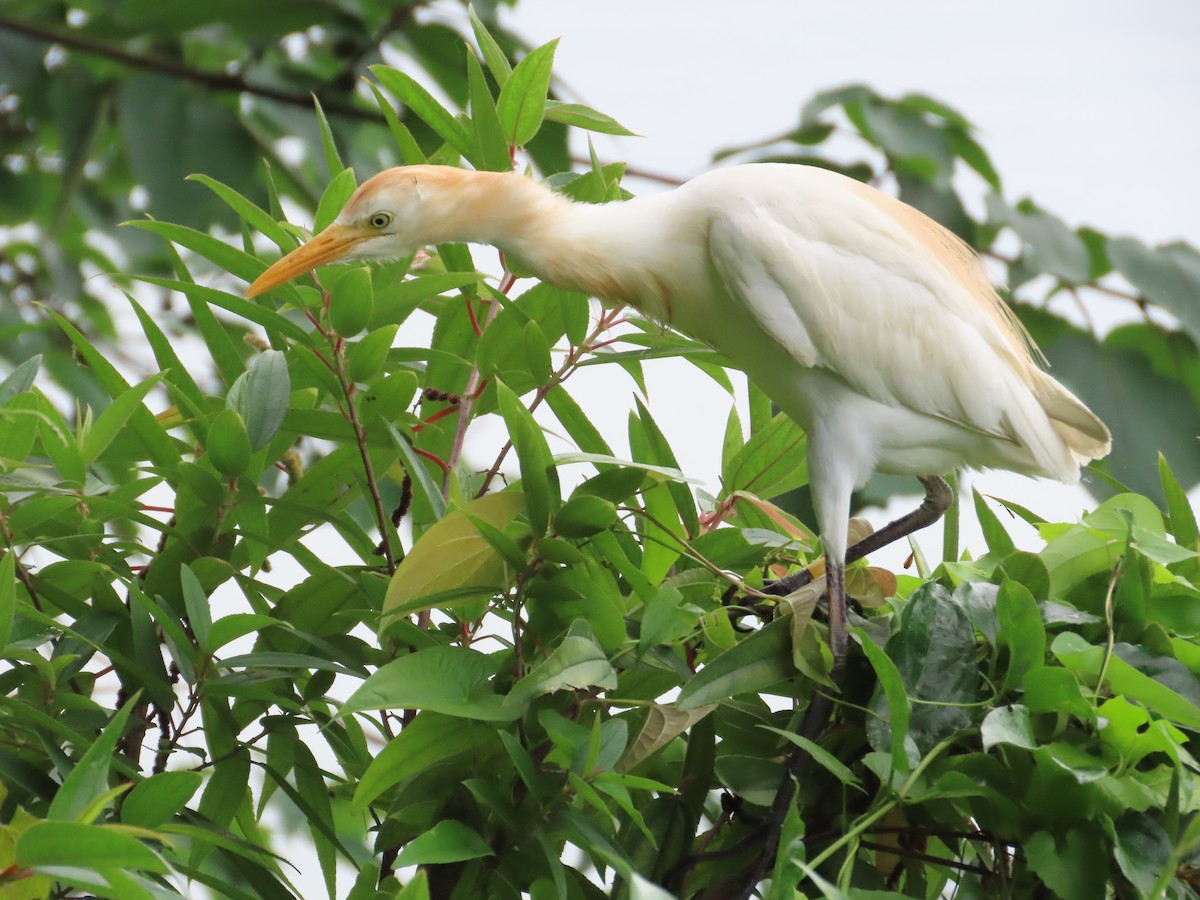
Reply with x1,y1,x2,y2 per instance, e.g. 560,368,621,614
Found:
381,492,524,631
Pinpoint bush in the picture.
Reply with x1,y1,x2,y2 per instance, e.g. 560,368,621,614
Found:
3,10,1200,900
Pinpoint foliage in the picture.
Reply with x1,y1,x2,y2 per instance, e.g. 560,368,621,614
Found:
3,5,1200,900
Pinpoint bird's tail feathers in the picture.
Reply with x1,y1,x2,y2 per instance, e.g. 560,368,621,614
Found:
1031,371,1112,464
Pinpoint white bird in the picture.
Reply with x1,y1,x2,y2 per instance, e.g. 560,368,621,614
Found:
245,163,1111,667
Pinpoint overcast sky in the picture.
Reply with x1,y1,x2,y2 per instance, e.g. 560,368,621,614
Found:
486,0,1200,567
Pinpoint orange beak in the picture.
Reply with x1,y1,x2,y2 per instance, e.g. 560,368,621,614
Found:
244,223,369,298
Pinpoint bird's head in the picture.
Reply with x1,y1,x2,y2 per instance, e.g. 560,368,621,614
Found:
244,166,474,298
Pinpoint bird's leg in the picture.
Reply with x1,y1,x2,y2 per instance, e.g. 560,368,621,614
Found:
826,556,848,669
735,477,952,899
759,474,953,598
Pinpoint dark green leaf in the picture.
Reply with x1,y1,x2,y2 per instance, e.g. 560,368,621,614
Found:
341,646,520,721
496,381,560,536
676,616,795,710
393,819,493,867
48,698,138,821
371,66,473,157
121,771,203,828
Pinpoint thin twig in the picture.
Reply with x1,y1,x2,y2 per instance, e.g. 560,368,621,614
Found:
858,839,994,878
336,345,397,573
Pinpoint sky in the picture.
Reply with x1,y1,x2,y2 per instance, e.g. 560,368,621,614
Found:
483,0,1200,569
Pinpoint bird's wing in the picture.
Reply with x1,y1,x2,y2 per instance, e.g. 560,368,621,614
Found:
707,203,1041,444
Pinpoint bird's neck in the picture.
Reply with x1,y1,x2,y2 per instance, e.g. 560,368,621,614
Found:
448,171,672,317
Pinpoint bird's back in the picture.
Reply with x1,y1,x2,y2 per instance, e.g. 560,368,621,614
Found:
660,164,1110,482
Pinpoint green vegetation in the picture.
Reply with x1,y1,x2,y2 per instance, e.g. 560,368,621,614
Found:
2,4,1200,898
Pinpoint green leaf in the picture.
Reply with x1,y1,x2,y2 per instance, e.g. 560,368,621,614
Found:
125,293,204,411
187,174,293,250
16,822,168,873
554,494,617,538
371,66,473,157
721,412,808,499
1108,238,1200,345
946,128,1001,190
973,489,1015,556
468,5,511,86
870,583,979,755
466,49,511,172
999,200,1092,283
506,626,617,708
1113,812,1172,897
206,407,251,477
522,319,552,384
327,265,374,337
1024,827,1107,900
340,645,520,722
348,324,399,384
1131,524,1198,565
0,354,40,403
762,726,863,790
996,580,1045,692
46,310,178,467
676,615,795,710
133,275,308,346
619,703,717,772
311,94,344,178
314,167,357,235
496,38,559,147
1023,666,1094,720
496,382,560,536
207,614,279,651
1160,453,1200,561
126,219,264,283
227,349,290,451
355,713,497,809
1053,633,1200,729
394,820,493,867
48,697,138,821
980,704,1036,751
861,634,912,775
121,771,203,828
543,101,637,136
544,388,615,461
381,491,523,627
632,397,699,538
0,550,14,650
180,564,212,652
366,81,427,166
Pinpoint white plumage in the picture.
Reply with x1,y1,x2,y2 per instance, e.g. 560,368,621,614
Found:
246,162,1111,660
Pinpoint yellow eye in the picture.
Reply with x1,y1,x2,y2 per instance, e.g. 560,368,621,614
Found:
369,211,392,229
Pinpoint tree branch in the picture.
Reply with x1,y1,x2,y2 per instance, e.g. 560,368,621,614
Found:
0,13,382,122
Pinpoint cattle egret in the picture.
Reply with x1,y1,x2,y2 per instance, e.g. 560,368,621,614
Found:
245,163,1111,668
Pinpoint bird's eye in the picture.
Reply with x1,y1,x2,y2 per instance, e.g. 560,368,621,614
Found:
368,211,393,229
